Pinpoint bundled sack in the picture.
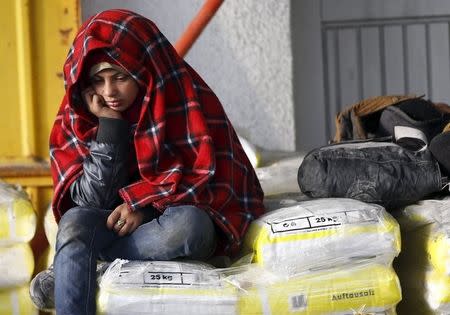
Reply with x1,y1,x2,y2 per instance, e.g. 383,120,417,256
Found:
0,243,34,288
97,259,238,315
298,134,446,210
242,198,400,275
0,285,38,315
236,263,401,315
0,181,36,245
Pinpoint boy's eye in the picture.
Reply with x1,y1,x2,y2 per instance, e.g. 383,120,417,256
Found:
115,75,128,81
91,78,103,84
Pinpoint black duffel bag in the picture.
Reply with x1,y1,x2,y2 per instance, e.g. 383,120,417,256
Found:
297,135,447,210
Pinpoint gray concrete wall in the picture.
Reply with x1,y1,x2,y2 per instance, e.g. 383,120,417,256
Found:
81,0,294,151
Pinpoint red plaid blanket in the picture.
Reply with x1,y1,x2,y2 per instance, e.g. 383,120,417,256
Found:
49,9,264,255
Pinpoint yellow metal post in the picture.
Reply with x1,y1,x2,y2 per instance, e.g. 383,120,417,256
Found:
16,0,37,157
0,0,80,281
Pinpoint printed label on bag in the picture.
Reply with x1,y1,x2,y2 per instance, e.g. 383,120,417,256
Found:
143,272,221,287
289,294,307,312
271,212,347,234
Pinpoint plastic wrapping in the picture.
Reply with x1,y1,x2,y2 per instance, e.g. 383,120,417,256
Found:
255,156,303,196
97,259,238,315
426,270,450,314
395,197,450,231
97,259,400,315
395,198,450,315
427,224,450,276
0,181,36,245
0,243,34,288
243,198,400,275
0,285,38,315
236,263,401,315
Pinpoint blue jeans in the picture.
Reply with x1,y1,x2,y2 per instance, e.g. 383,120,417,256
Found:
54,205,216,315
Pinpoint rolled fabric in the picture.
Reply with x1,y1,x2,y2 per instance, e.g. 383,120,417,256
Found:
243,198,400,275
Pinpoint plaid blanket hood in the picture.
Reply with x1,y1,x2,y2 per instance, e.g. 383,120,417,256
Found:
49,9,264,255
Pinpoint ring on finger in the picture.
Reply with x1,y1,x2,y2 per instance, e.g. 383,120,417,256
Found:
115,218,126,229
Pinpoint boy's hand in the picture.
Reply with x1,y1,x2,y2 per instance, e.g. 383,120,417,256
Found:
107,203,145,237
82,87,122,119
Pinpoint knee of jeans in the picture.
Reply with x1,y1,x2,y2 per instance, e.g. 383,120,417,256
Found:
169,206,213,233
165,206,215,250
56,206,100,249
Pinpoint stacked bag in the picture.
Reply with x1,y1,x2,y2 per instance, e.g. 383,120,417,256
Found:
394,198,450,315
94,198,401,315
295,94,450,314
97,259,239,314
240,197,402,314
0,181,38,314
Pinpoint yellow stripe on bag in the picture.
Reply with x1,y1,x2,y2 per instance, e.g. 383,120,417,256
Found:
238,264,401,315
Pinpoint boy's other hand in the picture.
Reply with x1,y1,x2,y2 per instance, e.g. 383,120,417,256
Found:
107,203,145,237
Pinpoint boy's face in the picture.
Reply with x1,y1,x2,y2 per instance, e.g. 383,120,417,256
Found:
90,68,140,112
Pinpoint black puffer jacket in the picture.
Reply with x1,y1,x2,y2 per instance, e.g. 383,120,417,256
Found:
69,117,130,209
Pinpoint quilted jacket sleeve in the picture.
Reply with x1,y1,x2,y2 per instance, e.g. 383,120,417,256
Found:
70,117,130,210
